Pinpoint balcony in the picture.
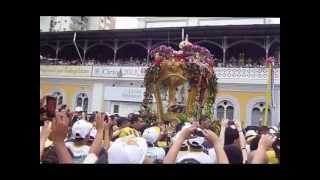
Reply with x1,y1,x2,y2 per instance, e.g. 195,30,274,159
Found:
40,65,280,84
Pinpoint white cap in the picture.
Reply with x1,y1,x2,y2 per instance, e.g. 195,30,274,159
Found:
188,137,205,146
245,130,258,138
71,120,93,139
89,127,97,140
108,136,147,164
146,147,166,162
142,126,160,144
176,151,214,164
75,106,83,112
269,126,279,133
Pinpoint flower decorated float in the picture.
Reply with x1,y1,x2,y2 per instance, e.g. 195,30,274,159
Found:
140,35,218,125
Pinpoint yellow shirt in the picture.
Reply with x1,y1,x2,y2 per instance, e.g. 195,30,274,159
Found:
118,127,140,138
266,150,279,164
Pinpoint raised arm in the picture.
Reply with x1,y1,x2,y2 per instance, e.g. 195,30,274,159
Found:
40,121,52,160
203,129,229,164
251,134,276,164
219,119,228,146
89,113,106,156
234,119,247,164
163,126,196,164
51,112,73,164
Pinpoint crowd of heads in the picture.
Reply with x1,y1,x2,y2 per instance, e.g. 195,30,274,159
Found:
40,94,280,164
40,55,151,66
40,54,280,68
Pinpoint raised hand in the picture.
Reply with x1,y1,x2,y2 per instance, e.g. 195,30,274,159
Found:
40,121,52,141
258,134,276,151
51,112,70,143
221,118,228,127
95,112,106,131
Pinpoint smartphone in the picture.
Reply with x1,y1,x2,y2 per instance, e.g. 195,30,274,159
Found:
46,96,57,118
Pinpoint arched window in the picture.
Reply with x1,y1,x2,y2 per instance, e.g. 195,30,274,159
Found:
216,100,234,120
217,105,224,120
226,106,234,120
75,93,89,112
251,102,271,126
52,91,64,106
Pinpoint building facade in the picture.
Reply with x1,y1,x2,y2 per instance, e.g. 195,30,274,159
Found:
40,24,280,127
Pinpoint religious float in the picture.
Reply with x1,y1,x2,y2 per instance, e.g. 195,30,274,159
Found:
140,34,218,126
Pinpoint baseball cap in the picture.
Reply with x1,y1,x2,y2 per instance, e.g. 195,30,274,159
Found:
245,130,258,143
142,126,161,144
89,127,97,141
269,126,279,134
108,136,148,164
75,106,83,112
71,119,93,139
187,137,205,150
146,147,166,162
176,151,214,164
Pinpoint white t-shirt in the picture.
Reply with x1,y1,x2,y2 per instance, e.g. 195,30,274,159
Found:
65,141,90,164
146,147,166,162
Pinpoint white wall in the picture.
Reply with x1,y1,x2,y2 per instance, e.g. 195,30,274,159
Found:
90,83,104,112
106,101,141,116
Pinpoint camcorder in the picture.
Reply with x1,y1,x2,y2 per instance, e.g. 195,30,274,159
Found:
40,96,57,126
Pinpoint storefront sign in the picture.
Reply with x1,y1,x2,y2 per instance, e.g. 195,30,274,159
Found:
104,87,146,102
40,65,92,77
92,66,147,78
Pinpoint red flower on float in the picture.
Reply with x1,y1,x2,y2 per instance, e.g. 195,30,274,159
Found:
154,59,161,66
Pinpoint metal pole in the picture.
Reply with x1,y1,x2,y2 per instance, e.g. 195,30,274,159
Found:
73,32,83,64
113,49,117,64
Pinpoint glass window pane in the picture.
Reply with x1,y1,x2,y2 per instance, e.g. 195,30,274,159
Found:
217,106,224,120
114,105,119,113
252,108,262,126
58,96,63,105
83,98,88,112
226,106,234,120
77,97,82,107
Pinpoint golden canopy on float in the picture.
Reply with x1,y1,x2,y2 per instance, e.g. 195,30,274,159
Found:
141,35,218,123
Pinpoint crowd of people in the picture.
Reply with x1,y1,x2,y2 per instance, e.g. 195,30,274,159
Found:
40,94,280,164
40,54,280,68
40,55,150,66
215,56,280,68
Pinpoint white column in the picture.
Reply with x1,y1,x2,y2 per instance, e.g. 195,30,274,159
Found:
91,83,104,112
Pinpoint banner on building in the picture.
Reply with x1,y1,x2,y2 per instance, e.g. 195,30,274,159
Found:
92,66,147,78
40,65,92,77
104,87,146,102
